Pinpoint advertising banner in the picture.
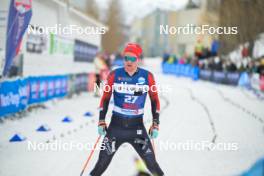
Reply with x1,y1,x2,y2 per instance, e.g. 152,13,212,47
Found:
26,26,48,54
49,33,74,56
3,0,32,76
74,40,98,62
0,78,30,116
199,70,212,81
0,75,68,117
226,72,240,85
213,71,226,84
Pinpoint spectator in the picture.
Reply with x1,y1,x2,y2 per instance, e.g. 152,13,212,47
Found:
242,43,249,58
94,53,108,97
167,54,176,64
213,56,223,71
226,59,237,72
257,58,264,76
202,47,211,59
248,60,258,73
103,53,111,68
162,52,170,63
211,39,220,57
208,58,215,70
194,39,204,59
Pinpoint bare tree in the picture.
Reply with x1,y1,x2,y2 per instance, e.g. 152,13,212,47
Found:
102,0,124,53
219,0,264,55
85,0,99,20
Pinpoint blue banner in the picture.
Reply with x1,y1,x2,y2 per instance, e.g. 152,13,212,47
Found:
199,70,212,81
0,79,30,116
28,75,68,105
212,71,226,84
226,72,240,85
3,0,32,76
0,75,68,117
162,64,255,88
238,72,251,88
162,63,199,80
74,40,98,62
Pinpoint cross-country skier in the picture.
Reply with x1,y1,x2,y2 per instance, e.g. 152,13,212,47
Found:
89,43,164,176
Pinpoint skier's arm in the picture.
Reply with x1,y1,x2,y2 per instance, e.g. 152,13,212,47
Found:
99,71,115,121
148,73,160,125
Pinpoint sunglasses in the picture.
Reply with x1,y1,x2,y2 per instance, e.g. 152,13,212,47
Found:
124,56,137,62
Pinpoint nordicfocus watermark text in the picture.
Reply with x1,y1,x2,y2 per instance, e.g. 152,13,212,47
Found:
158,140,239,151
27,140,239,152
27,141,106,152
27,24,106,35
160,24,238,35
94,82,172,95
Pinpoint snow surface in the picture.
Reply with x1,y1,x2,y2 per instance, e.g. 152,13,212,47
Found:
0,58,264,176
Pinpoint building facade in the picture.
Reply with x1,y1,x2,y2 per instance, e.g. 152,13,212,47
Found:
130,0,219,57
0,0,106,77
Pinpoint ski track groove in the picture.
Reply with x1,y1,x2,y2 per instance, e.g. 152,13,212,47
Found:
184,87,217,144
210,87,264,126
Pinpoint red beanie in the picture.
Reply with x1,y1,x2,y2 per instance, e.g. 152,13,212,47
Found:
123,43,142,59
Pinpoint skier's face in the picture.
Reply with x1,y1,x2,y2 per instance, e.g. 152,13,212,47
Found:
124,53,138,73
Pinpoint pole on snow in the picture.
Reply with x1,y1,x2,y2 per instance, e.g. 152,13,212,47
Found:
80,135,101,176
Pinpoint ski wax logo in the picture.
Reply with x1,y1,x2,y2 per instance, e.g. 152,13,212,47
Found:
137,77,145,84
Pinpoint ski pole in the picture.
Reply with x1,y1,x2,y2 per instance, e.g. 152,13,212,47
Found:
80,135,101,176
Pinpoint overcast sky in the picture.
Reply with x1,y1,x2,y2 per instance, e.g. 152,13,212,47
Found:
95,0,189,24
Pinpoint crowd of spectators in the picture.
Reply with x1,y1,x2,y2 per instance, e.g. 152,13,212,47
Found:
162,39,264,77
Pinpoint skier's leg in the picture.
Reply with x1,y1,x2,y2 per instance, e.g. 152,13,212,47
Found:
130,128,164,176
90,132,122,176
